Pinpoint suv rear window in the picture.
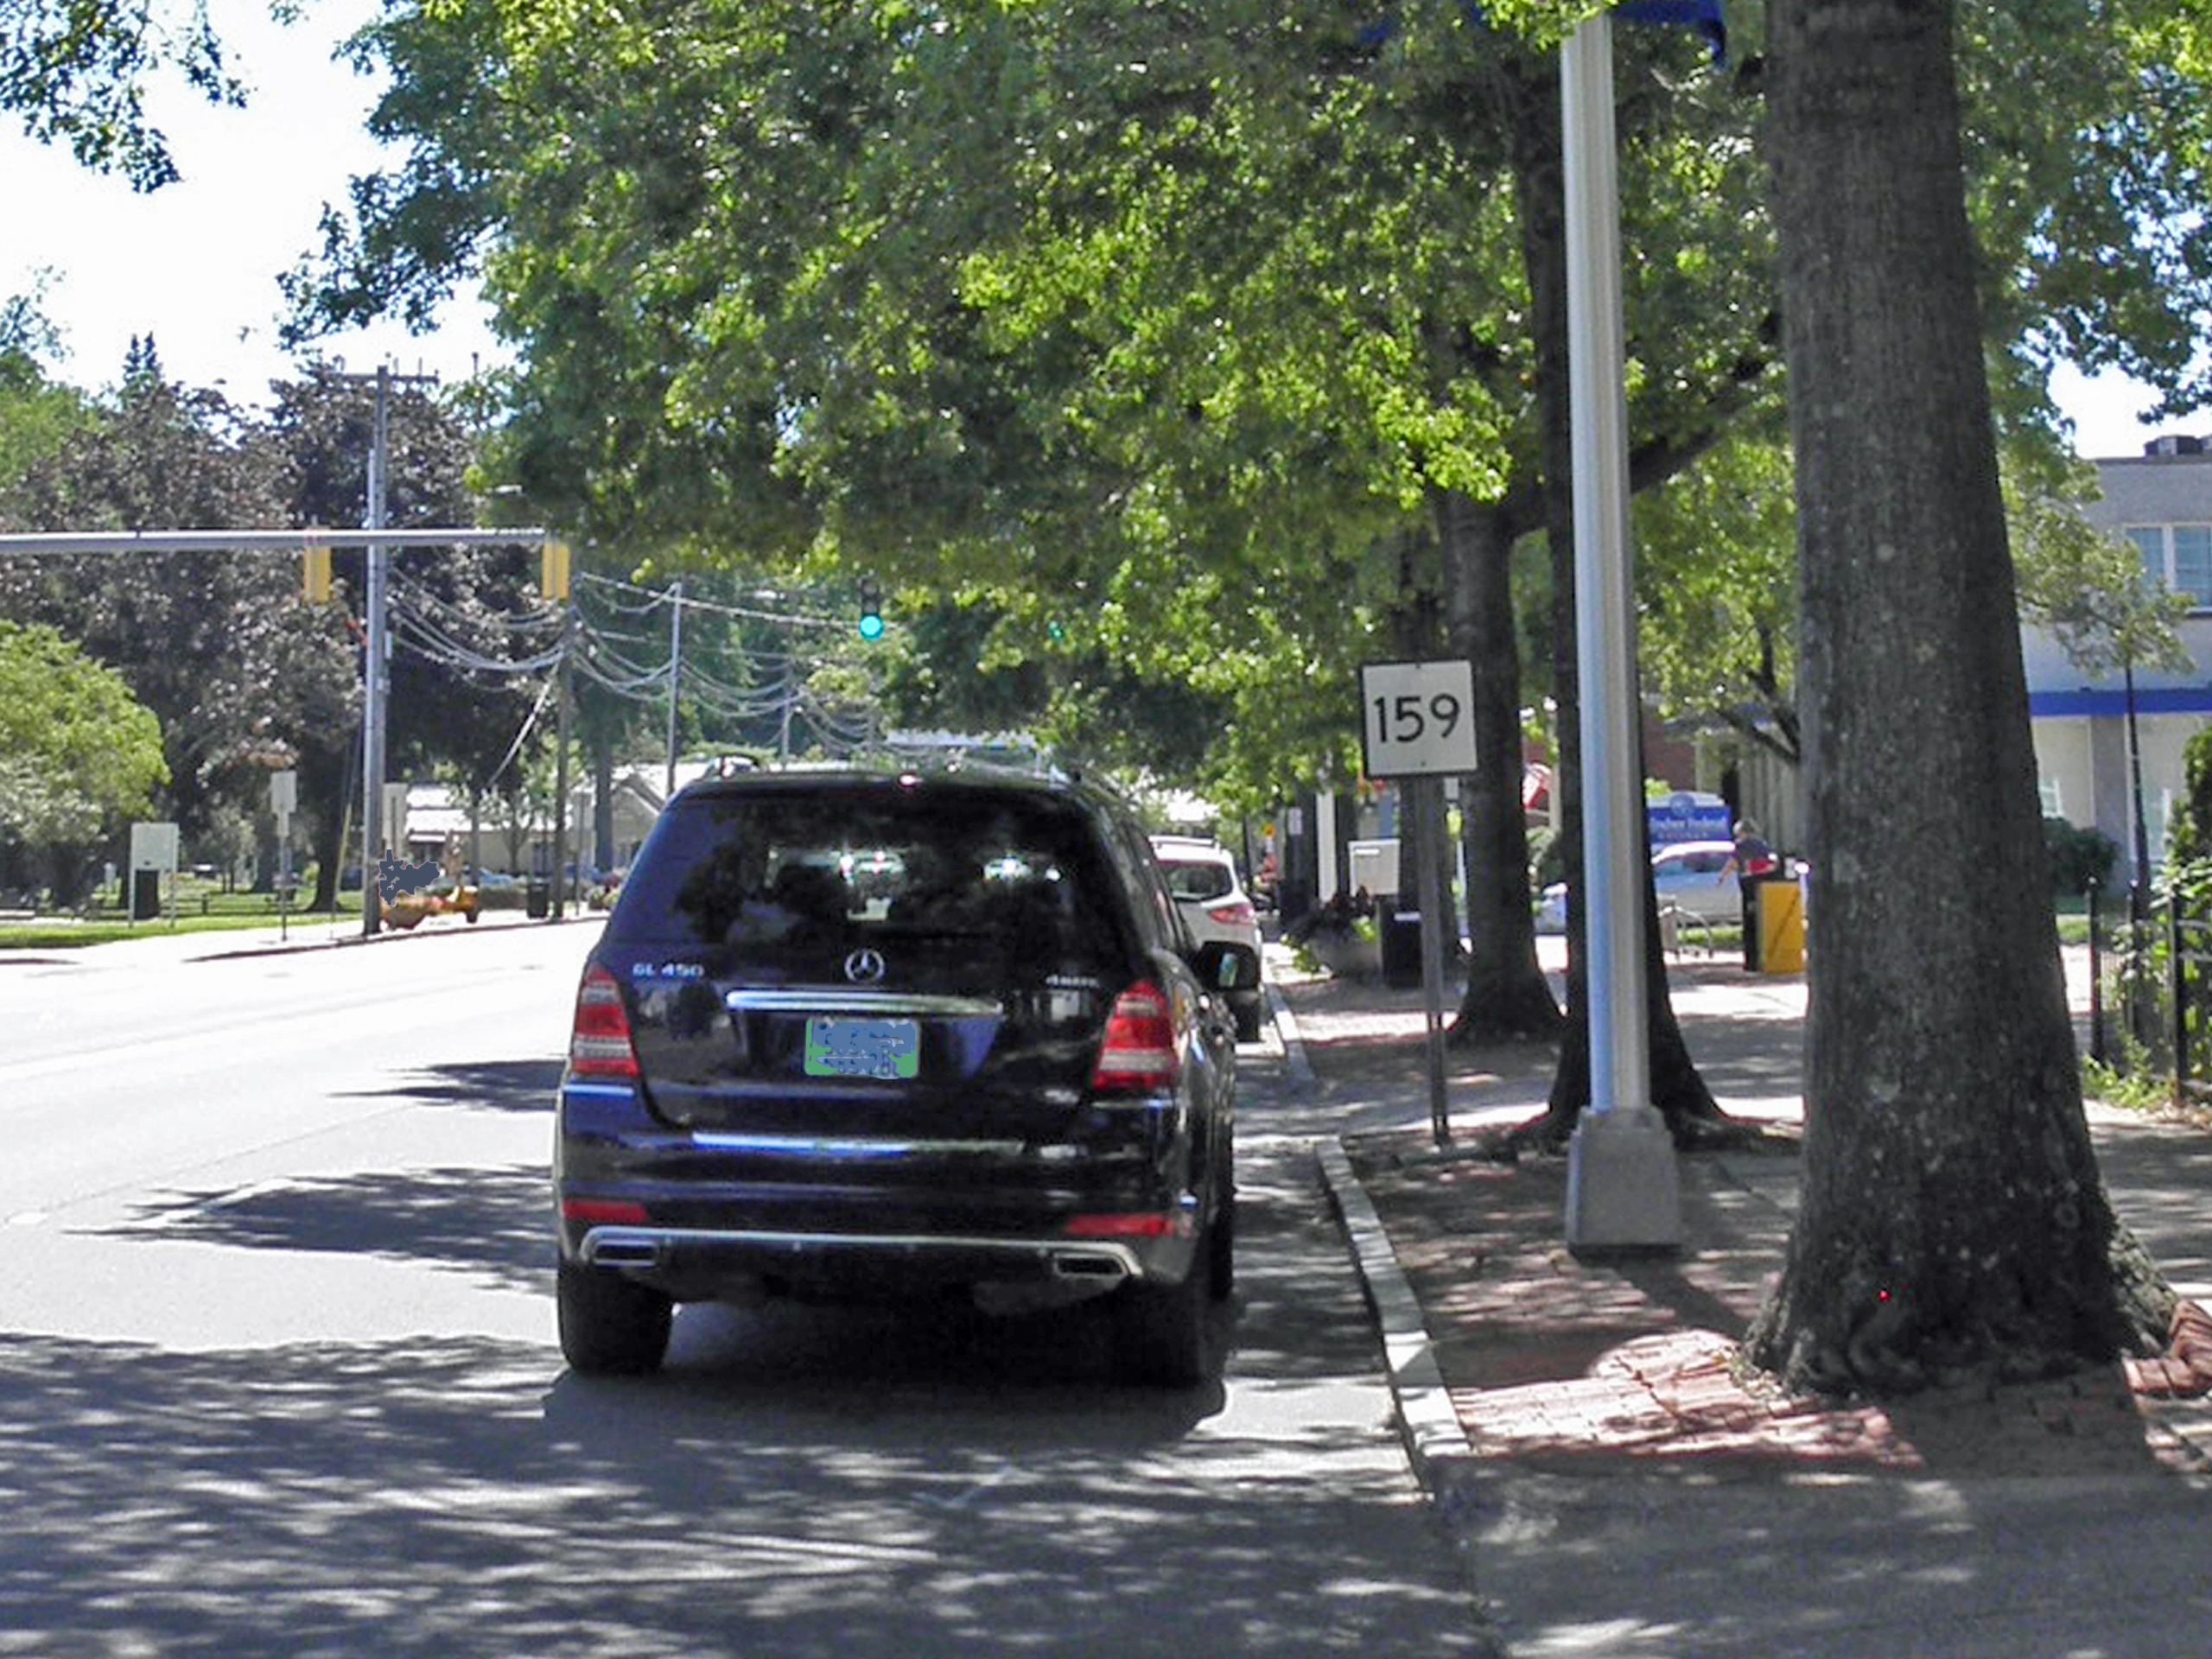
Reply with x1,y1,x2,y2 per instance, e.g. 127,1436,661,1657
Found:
1158,858,1235,903
607,787,1128,964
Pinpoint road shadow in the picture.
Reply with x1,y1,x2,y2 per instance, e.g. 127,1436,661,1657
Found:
340,1056,565,1113
104,1164,552,1292
3,1142,1497,1658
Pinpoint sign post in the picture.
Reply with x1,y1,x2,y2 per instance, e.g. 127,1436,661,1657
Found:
270,770,297,941
1360,660,1478,1147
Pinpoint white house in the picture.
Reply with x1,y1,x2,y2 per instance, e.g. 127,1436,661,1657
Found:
2026,435,2212,884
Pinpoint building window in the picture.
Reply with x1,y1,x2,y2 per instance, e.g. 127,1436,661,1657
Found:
2126,524,2212,607
2177,526,2212,603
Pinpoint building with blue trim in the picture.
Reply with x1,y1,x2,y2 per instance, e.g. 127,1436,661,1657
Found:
2027,435,2212,884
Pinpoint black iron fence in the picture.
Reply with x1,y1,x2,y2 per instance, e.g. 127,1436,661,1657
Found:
2087,873,2212,1108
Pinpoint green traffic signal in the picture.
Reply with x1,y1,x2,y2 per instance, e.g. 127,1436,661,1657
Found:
857,577,884,639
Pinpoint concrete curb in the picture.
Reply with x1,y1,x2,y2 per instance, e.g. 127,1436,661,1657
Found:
1314,1137,1512,1655
1314,1137,1475,1498
1265,980,1319,1091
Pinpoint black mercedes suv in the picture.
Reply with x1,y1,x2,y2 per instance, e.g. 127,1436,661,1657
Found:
553,765,1258,1384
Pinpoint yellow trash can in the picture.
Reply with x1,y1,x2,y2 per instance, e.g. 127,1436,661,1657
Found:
1756,877,1806,975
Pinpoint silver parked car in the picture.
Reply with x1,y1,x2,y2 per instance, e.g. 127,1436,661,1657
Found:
1536,839,1747,933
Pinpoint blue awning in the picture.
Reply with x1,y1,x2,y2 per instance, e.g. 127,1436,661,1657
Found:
2029,686,2212,718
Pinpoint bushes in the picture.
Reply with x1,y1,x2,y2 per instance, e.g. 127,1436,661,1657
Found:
2166,725,2212,868
2044,816,2118,896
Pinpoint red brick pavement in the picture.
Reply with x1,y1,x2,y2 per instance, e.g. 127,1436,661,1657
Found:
1346,1127,2212,1478
1291,952,2212,1480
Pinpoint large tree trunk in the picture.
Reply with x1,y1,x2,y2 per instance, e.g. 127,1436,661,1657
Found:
1510,56,1725,1145
301,737,353,912
1436,486,1562,1041
1746,0,2171,1393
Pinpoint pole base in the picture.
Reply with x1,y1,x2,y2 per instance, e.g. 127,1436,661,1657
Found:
1565,1104,1682,1255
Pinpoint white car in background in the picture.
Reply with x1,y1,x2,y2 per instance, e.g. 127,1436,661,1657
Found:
1151,835,1267,1041
1536,839,1745,933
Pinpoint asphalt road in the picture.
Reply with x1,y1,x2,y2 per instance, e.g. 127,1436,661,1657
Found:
0,925,1495,1658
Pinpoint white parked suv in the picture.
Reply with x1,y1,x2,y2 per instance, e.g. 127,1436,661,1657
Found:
1151,835,1267,1041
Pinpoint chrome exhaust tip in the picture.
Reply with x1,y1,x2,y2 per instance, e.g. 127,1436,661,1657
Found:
584,1234,663,1269
1049,1250,1129,1282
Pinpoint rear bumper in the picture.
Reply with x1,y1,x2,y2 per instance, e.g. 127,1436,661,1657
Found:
555,1077,1213,1300
575,1223,1150,1294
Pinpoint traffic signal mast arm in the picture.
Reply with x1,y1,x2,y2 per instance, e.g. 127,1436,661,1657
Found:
0,529,557,556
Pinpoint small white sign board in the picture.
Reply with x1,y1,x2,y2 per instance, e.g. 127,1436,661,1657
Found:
1359,660,1478,778
129,822,181,872
1349,837,1402,898
269,770,297,817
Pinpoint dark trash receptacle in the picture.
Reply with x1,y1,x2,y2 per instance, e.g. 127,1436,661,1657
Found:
130,868,162,921
526,877,551,919
1382,906,1423,988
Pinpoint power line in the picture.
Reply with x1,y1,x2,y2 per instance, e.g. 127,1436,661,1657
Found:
575,569,849,631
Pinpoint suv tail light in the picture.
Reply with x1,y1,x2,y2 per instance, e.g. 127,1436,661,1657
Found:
569,963,641,1079
1090,980,1179,1094
1204,898,1256,928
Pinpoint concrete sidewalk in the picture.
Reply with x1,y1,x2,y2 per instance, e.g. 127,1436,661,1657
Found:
1290,943,2212,1658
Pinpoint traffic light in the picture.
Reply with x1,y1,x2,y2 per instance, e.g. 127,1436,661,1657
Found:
540,538,572,601
301,537,332,605
856,577,885,640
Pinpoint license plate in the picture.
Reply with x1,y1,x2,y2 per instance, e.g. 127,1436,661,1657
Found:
804,1016,919,1080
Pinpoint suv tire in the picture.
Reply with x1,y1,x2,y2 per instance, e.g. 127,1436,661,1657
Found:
1207,1166,1236,1302
1111,1254,1215,1387
558,1261,673,1376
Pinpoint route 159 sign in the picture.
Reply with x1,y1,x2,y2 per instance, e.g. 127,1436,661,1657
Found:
1359,660,1478,779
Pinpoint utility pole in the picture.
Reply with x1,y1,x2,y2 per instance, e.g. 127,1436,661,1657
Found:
665,580,683,798
778,653,795,766
552,607,573,921
348,364,439,938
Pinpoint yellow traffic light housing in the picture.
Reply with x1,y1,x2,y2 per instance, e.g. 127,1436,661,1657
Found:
540,538,572,601
301,537,332,605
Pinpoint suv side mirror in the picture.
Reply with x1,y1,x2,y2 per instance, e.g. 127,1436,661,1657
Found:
1192,940,1260,993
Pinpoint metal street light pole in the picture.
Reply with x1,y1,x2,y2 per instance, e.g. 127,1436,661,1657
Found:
1560,11,1681,1251
2125,654,2151,928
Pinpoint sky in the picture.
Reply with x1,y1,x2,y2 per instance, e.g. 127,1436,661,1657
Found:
0,0,2200,457
0,0,504,406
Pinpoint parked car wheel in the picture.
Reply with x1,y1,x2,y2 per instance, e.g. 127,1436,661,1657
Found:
1230,990,1264,1044
557,1261,673,1376
1111,1252,1215,1387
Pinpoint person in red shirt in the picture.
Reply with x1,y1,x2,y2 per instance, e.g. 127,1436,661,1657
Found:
1728,819,1777,967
